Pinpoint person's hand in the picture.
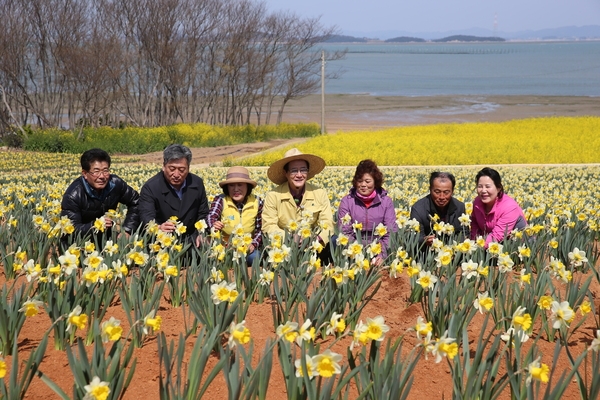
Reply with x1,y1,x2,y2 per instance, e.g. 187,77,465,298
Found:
425,235,435,246
117,231,131,240
247,244,255,254
372,256,384,267
159,221,176,233
213,221,224,231
195,235,203,248
105,217,114,229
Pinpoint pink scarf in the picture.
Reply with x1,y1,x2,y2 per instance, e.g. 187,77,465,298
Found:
355,190,377,208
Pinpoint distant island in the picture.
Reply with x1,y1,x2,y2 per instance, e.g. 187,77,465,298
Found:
324,35,368,43
433,35,505,42
323,34,506,43
385,36,426,43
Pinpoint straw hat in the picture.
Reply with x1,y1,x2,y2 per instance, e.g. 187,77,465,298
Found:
267,148,326,185
219,166,257,188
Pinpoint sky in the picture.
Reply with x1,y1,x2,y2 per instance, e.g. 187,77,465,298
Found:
262,0,600,36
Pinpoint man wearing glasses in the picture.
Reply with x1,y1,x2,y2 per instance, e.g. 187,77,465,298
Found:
61,148,140,240
263,148,333,260
410,171,467,247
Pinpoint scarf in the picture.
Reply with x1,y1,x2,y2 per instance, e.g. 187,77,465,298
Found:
355,189,377,208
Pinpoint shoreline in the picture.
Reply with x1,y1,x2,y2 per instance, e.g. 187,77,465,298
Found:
279,94,600,132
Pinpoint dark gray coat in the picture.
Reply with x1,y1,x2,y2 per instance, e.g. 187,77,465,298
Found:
410,194,468,243
138,171,209,241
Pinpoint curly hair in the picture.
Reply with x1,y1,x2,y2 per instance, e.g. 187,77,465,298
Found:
352,159,384,189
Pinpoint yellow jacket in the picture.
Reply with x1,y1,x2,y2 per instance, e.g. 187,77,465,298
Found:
221,194,260,242
262,182,333,244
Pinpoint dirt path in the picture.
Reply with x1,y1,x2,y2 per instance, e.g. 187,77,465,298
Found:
138,137,308,167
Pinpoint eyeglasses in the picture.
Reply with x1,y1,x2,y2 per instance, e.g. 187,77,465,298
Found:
288,168,309,176
87,169,110,177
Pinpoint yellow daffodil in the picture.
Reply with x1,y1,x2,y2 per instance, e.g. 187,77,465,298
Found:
312,349,342,378
416,270,437,291
210,281,238,304
259,268,274,286
537,295,554,310
228,320,251,348
101,317,123,342
579,300,592,315
296,319,316,346
195,219,208,231
512,306,532,332
19,298,44,317
527,357,550,385
326,312,346,336
143,310,162,334
276,321,298,343
432,331,458,363
295,355,316,378
66,305,88,333
473,292,494,314
351,221,363,231
0,357,6,379
550,300,575,329
84,376,111,400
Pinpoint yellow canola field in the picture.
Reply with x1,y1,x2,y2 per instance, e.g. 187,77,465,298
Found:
238,117,600,166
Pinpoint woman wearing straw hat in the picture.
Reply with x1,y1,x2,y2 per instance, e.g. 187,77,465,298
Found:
262,148,334,260
207,166,263,265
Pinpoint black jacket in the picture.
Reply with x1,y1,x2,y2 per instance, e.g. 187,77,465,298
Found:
138,171,209,241
410,194,468,243
61,175,140,235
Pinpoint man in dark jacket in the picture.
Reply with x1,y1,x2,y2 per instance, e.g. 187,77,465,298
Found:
138,144,209,247
61,148,140,241
410,171,468,246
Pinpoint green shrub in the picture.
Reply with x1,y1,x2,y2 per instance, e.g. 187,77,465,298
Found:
24,129,83,153
22,123,319,154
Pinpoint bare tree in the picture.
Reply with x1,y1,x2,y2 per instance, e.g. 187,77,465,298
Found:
0,0,344,132
274,15,345,124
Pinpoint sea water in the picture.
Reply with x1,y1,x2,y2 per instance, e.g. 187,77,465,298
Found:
321,41,600,96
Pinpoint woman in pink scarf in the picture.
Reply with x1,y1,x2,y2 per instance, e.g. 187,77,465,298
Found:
337,160,397,266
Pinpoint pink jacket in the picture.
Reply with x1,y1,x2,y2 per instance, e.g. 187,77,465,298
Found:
470,194,526,247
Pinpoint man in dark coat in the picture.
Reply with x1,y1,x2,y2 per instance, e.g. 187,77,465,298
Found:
138,144,209,247
410,171,468,246
61,148,140,241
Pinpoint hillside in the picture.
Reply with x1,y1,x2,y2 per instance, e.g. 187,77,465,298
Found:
385,36,426,43
433,35,505,42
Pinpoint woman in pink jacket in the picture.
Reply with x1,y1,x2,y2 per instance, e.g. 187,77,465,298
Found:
470,167,527,247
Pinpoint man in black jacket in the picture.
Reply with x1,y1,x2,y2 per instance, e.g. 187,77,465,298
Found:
61,148,140,241
410,171,468,246
138,144,209,247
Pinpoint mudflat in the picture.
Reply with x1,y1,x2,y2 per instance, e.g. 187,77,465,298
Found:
280,94,600,132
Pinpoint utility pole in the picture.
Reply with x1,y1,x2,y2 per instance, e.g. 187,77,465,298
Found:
321,50,325,134
494,12,498,37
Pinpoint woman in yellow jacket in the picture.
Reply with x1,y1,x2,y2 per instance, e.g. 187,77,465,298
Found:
208,166,263,265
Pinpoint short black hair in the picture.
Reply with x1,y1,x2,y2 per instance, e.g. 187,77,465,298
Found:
475,167,504,198
429,171,456,189
81,148,111,171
